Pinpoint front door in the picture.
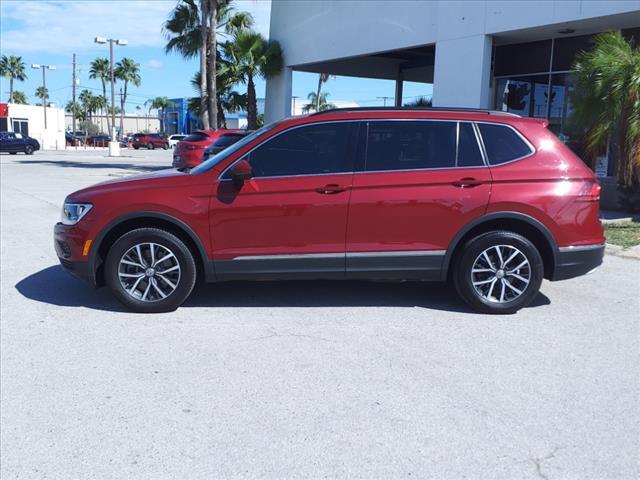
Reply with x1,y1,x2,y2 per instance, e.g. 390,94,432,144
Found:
346,120,492,279
210,121,358,280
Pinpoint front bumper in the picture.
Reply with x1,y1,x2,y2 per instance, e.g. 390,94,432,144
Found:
551,243,605,281
54,223,94,285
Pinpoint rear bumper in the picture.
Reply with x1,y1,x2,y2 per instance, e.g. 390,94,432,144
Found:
551,243,605,281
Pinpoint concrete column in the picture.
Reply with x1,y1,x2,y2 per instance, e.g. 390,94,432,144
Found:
265,67,293,124
432,34,492,109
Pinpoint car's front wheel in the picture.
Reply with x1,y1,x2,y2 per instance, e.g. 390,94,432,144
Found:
24,145,34,155
105,228,197,313
162,143,169,150
453,231,543,314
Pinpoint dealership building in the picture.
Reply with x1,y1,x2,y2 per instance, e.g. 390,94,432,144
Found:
265,0,639,179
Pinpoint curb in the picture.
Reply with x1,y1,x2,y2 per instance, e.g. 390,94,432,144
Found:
605,243,640,260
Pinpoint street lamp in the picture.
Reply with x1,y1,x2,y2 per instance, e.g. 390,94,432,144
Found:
94,36,127,156
31,64,55,129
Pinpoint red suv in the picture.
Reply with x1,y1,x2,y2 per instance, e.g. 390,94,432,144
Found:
131,133,169,150
172,129,245,169
55,108,605,314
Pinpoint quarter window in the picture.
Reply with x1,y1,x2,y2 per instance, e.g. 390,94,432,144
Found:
478,123,533,165
366,121,456,171
246,122,354,177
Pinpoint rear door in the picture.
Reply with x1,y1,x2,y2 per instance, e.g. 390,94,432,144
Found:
345,120,492,279
210,121,359,279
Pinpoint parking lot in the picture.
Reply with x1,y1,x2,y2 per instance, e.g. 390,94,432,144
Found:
1,149,638,479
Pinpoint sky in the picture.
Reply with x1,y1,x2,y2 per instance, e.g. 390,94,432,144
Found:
0,0,432,113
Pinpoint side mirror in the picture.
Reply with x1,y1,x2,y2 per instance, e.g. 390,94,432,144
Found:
230,158,253,186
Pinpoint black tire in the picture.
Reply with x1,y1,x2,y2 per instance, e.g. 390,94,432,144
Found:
162,143,169,150
105,228,197,313
24,145,34,155
452,231,543,314
9,152,17,155
133,145,140,150
147,142,155,150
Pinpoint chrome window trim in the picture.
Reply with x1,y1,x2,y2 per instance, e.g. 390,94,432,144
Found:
474,121,536,167
219,117,535,181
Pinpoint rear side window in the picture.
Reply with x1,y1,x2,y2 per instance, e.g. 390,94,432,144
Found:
184,132,208,142
478,123,533,165
213,133,245,148
366,121,456,171
246,122,354,177
457,123,484,167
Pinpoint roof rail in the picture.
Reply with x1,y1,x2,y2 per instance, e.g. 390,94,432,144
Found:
309,106,520,118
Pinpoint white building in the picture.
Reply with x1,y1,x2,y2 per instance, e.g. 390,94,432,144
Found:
64,113,160,136
265,1,640,152
1,103,65,149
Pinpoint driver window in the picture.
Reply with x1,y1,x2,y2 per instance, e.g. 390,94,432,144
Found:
246,122,354,178
15,133,23,139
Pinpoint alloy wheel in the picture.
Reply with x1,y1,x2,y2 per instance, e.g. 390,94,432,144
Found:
118,242,181,302
470,245,531,303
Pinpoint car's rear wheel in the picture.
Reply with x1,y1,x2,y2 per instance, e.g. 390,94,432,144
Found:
105,228,197,313
133,145,139,150
24,145,34,155
162,143,169,150
147,142,155,150
453,231,543,314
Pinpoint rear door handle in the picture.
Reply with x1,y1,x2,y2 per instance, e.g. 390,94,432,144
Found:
315,184,348,195
452,177,483,188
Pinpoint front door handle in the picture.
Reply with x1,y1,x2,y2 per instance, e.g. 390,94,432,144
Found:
452,177,483,188
315,184,348,195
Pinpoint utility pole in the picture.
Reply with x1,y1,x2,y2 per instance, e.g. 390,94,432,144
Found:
31,64,55,130
376,96,392,107
72,53,77,135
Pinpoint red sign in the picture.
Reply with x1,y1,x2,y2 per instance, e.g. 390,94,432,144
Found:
0,103,8,118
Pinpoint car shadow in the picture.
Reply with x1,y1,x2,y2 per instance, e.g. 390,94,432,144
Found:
16,265,551,314
15,160,167,172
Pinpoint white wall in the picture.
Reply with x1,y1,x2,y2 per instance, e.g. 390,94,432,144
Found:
64,115,161,135
8,103,65,149
266,0,640,121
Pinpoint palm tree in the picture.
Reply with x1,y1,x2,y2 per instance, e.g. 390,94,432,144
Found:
35,86,49,105
146,97,174,132
224,31,283,129
302,91,335,113
115,57,142,136
404,96,432,107
190,67,245,129
164,0,253,129
79,90,94,127
89,57,112,134
12,90,28,105
0,55,27,103
314,74,336,112
65,101,85,121
572,31,640,186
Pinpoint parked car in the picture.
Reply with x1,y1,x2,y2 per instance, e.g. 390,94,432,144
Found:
168,134,187,148
65,131,84,146
0,131,40,154
85,135,111,147
132,133,169,150
202,131,252,161
172,129,245,169
55,107,605,314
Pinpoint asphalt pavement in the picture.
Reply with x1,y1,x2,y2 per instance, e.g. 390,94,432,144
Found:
1,149,638,479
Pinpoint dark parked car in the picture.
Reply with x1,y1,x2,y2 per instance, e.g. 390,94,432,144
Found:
85,135,111,147
202,131,252,161
65,131,84,146
0,131,40,154
132,133,169,150
55,107,605,314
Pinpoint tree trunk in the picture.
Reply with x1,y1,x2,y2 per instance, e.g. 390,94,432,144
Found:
217,100,227,129
120,84,126,136
247,73,257,130
207,0,218,130
199,0,210,129
102,80,111,135
9,78,14,103
315,74,322,112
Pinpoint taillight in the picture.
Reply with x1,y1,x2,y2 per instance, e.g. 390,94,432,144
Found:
183,144,201,150
576,181,601,202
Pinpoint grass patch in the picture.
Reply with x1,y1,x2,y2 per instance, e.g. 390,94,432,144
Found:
604,221,640,248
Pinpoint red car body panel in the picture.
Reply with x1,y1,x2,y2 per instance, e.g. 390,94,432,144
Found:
55,109,605,288
173,129,244,168
131,134,168,149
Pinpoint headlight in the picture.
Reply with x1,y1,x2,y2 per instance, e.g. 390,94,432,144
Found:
61,203,93,225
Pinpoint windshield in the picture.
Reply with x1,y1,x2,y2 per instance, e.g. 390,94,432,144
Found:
191,122,280,174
